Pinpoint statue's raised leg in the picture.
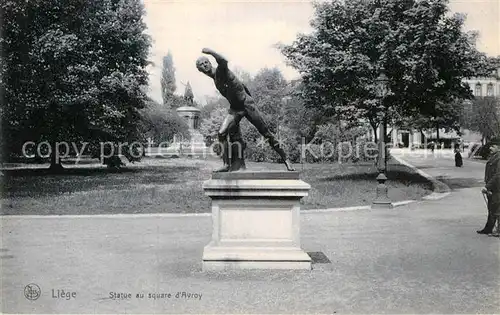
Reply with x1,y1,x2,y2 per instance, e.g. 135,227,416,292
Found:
244,104,295,171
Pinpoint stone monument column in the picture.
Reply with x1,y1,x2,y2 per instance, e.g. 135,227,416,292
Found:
175,106,211,158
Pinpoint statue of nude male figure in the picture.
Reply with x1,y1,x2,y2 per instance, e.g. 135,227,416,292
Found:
196,48,295,172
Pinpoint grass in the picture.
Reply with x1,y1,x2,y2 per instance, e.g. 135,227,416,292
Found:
1,157,433,215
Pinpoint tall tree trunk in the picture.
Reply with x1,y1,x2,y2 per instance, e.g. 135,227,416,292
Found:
369,120,378,143
49,141,64,172
383,119,388,143
383,115,388,169
436,122,440,142
48,101,64,172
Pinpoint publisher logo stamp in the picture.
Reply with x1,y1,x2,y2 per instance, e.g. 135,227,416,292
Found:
24,283,41,301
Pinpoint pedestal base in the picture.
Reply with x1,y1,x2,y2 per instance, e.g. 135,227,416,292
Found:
202,171,312,270
203,243,311,270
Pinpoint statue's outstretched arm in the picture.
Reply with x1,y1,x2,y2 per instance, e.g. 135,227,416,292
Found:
202,48,228,66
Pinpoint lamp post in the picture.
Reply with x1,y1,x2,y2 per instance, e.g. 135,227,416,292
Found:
372,72,393,209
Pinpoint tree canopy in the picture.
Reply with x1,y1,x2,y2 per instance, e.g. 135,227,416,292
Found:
462,97,500,142
279,0,486,137
140,98,190,145
160,51,176,106
1,0,151,168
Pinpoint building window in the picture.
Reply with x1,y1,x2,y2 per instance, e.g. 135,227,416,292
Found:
475,83,482,97
487,83,494,96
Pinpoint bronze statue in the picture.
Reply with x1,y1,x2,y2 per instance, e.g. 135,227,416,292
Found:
196,48,295,172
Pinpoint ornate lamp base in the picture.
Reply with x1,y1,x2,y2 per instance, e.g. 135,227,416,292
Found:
372,172,393,209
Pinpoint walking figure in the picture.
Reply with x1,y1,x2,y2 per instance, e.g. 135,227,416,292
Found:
454,146,463,167
478,139,500,237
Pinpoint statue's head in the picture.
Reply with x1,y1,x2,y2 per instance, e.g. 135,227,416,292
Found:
196,56,212,75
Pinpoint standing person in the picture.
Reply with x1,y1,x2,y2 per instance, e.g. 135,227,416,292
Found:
454,146,463,167
478,139,500,236
196,48,295,172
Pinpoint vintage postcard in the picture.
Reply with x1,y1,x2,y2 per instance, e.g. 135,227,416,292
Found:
1,0,499,314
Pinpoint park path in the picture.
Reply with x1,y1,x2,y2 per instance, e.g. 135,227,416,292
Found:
1,149,499,314
390,148,490,223
391,148,486,182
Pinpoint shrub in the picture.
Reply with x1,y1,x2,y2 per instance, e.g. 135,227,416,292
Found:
299,140,379,163
240,123,304,163
140,100,190,144
198,104,226,143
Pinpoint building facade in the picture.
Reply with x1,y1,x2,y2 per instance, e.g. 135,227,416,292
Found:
373,67,500,148
465,66,500,98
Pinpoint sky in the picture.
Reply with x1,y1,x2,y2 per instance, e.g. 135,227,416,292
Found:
143,0,499,105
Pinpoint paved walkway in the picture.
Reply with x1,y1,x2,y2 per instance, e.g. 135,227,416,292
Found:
1,151,499,314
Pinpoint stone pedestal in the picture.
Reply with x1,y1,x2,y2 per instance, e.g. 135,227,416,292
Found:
202,171,312,271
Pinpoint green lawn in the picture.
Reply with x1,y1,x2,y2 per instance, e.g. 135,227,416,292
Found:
1,157,432,215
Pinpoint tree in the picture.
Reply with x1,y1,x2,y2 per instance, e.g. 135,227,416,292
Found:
164,94,194,110
279,0,485,142
140,98,189,144
477,55,500,77
0,0,151,169
232,67,253,86
200,96,229,122
199,104,226,139
281,95,319,141
463,97,500,143
160,51,176,106
246,67,289,130
393,98,464,142
183,81,194,104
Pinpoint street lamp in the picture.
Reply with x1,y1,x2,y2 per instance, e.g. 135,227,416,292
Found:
372,72,393,209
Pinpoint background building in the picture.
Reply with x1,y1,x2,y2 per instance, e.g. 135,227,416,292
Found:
376,66,500,148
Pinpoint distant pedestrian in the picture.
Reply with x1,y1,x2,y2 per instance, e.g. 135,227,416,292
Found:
454,147,463,167
478,138,500,236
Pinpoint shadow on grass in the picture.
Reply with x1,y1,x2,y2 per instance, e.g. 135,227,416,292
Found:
414,165,437,170
434,176,483,190
2,159,435,215
2,166,195,177
321,170,430,186
3,167,136,177
2,165,200,198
